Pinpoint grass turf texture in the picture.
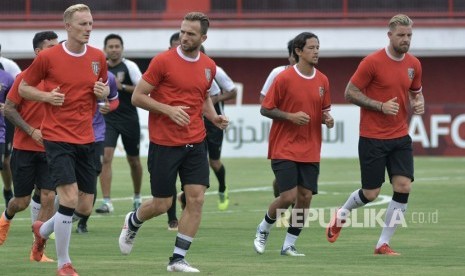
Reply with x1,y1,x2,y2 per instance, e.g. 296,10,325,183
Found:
1,157,464,275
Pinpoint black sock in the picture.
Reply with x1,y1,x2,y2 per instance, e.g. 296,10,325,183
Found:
32,193,41,204
58,205,75,216
392,191,409,204
128,211,143,231
215,165,226,193
78,215,90,226
167,193,177,222
265,213,277,224
287,225,302,237
73,211,87,223
4,210,14,220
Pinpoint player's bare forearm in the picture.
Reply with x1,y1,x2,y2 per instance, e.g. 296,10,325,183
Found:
19,80,47,102
344,82,382,111
4,99,34,135
260,107,288,120
203,96,218,122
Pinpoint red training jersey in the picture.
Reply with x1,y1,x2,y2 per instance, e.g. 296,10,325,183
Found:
262,65,331,162
22,43,108,144
7,71,45,152
350,47,422,139
143,47,216,146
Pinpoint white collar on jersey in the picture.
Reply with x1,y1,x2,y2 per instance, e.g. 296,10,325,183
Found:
61,42,87,57
176,45,200,62
385,46,405,61
293,64,316,79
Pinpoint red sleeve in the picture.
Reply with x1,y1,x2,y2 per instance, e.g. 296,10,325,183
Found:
410,58,422,92
261,75,283,110
22,52,48,87
322,75,331,111
109,98,119,111
350,56,375,91
142,56,164,87
6,73,24,105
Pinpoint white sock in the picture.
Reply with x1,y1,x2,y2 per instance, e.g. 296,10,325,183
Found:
282,233,298,249
40,213,56,238
30,200,41,223
258,213,275,232
338,189,368,220
54,212,73,268
376,200,407,248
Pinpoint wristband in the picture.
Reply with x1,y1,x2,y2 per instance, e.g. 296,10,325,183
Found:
30,128,36,136
380,102,384,112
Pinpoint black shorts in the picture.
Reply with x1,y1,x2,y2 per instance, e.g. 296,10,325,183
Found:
44,140,96,194
4,119,14,158
94,141,104,176
271,159,319,194
10,149,54,197
0,143,4,170
147,141,209,198
358,135,414,190
104,121,140,156
205,119,224,160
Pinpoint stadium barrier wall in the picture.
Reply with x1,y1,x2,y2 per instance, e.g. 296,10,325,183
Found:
112,104,465,158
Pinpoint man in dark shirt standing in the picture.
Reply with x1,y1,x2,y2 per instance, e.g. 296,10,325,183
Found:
96,34,143,213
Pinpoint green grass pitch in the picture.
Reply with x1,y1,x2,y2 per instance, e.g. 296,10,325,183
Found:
1,157,464,275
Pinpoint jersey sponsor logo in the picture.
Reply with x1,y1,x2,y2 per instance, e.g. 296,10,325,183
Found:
92,61,101,76
408,68,415,80
205,68,212,82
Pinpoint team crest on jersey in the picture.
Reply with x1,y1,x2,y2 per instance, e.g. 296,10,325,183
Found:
205,68,212,82
319,86,325,98
91,61,100,76
116,71,125,83
407,68,415,80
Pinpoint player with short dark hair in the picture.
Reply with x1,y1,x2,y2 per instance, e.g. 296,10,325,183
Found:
326,14,424,256
254,32,333,257
96,33,143,214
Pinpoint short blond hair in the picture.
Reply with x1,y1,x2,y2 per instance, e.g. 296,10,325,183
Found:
389,14,413,31
63,4,90,23
184,12,210,35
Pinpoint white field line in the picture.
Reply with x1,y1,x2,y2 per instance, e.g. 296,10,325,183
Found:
10,175,459,221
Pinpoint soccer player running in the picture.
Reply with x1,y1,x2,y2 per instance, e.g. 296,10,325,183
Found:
326,14,424,255
0,31,59,263
119,12,228,272
254,32,334,256
19,4,108,275
97,33,143,214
